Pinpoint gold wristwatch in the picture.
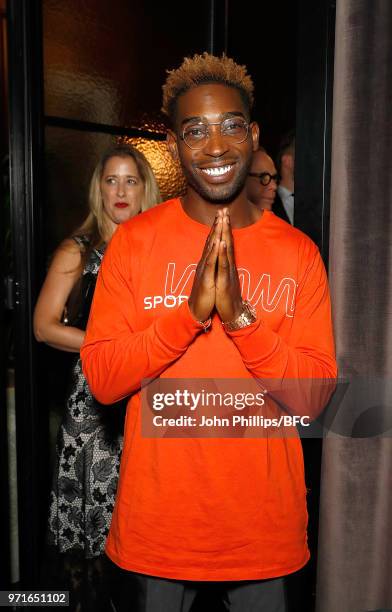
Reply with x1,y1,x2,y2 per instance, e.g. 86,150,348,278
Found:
222,300,257,332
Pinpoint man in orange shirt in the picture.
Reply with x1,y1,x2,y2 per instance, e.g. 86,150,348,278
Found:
81,53,336,611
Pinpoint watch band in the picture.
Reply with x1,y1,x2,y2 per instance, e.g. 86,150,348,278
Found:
222,300,257,332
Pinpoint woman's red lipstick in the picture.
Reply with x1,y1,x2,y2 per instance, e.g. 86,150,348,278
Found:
114,202,128,208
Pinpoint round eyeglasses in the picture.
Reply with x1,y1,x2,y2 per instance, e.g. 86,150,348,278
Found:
247,172,280,186
181,118,250,150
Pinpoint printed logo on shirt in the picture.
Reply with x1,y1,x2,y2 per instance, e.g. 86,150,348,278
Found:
143,263,297,317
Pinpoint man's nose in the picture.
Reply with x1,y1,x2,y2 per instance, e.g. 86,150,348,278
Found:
203,125,229,157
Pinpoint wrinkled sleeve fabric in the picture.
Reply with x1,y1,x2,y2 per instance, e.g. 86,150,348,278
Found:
81,225,202,404
227,242,337,417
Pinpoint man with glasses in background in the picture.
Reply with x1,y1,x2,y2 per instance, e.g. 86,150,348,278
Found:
246,146,283,215
81,53,336,612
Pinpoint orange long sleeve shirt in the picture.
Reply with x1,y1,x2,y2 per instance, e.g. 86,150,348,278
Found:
81,198,336,581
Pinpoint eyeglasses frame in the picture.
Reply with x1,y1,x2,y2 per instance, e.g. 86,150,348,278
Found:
247,171,280,186
179,118,250,150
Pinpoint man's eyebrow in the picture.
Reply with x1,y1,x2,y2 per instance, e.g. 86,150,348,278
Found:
180,111,246,127
180,116,202,127
221,111,246,119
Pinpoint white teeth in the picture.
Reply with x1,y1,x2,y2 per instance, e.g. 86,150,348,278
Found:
201,165,232,176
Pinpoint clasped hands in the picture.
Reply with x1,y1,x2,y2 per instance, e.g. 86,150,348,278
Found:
188,208,243,325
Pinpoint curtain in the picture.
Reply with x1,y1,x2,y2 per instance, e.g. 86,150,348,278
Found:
316,1,392,611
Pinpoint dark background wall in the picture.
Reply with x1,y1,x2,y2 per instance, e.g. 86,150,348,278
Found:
228,1,297,155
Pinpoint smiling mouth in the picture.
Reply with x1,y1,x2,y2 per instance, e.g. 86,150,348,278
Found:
199,164,234,177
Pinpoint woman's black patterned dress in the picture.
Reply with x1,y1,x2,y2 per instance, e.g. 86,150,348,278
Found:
48,238,125,559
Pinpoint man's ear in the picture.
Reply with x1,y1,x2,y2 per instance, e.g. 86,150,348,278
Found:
282,152,294,171
167,129,179,161
250,122,260,151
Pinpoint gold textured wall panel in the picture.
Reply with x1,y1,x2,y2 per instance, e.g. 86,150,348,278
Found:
120,137,186,202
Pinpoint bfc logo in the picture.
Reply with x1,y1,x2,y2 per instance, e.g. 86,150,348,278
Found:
143,262,297,317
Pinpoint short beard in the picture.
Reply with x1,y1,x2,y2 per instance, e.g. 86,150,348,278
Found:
183,157,252,204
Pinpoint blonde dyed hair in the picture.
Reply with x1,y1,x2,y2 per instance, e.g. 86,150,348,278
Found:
162,52,255,124
77,144,161,249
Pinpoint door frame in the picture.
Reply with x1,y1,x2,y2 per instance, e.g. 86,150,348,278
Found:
7,0,46,585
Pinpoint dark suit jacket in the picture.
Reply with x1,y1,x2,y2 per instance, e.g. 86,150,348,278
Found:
273,193,292,224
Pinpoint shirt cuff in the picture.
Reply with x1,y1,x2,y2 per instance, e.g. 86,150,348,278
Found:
154,299,205,350
226,318,280,362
